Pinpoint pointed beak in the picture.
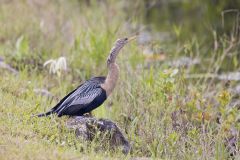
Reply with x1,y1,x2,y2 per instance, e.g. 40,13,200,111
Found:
127,35,137,42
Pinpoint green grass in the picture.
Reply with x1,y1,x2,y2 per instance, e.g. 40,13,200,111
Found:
0,1,239,159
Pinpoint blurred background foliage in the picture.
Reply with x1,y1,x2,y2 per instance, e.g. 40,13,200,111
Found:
1,0,239,73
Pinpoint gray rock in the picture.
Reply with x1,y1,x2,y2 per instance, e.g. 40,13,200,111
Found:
0,60,18,75
66,116,131,154
168,56,200,68
33,88,53,98
218,72,240,81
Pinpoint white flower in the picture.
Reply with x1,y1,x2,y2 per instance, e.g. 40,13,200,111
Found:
44,56,67,76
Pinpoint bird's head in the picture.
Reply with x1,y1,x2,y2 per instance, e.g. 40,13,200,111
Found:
107,35,137,66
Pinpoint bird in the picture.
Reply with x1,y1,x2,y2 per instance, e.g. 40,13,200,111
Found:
35,36,137,117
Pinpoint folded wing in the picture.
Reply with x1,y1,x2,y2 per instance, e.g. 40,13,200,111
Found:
52,77,106,116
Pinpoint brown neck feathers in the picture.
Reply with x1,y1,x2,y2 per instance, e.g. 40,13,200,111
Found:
101,63,119,96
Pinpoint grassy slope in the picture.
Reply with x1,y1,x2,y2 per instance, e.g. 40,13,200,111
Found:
0,1,239,159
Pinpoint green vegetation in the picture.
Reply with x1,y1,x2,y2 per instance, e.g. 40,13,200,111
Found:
0,0,239,159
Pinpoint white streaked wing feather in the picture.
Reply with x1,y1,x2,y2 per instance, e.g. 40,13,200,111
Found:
57,88,102,114
55,77,105,114
70,88,102,106
58,81,98,106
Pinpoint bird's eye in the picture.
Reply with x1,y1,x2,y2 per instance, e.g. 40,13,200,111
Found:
124,38,128,41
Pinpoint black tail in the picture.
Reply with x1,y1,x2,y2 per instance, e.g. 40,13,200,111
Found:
32,110,54,117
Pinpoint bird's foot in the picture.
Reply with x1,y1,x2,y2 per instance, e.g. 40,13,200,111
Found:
83,112,93,117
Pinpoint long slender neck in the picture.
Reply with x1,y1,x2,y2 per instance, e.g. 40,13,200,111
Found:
101,41,124,96
101,63,119,96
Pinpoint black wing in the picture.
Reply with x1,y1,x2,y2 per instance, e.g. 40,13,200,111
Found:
52,77,106,116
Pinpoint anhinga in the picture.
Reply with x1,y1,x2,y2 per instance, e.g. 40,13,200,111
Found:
35,36,136,117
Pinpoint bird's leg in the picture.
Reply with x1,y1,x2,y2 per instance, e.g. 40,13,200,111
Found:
83,112,93,117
